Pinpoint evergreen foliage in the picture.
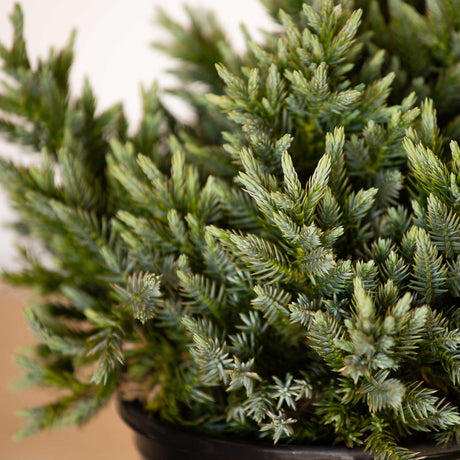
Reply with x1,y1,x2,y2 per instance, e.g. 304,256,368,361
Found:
1,1,460,458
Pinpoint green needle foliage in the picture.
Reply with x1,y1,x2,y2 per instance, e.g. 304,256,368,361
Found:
1,1,460,458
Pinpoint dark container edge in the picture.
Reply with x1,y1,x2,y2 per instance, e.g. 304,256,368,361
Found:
117,398,460,460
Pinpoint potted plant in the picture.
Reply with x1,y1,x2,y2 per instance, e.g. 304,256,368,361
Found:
1,1,460,458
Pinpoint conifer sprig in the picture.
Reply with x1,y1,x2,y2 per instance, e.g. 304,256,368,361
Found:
1,1,460,458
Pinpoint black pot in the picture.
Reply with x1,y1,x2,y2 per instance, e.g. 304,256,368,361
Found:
118,399,460,460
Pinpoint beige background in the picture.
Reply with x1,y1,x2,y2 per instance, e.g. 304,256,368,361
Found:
0,1,271,458
0,283,138,460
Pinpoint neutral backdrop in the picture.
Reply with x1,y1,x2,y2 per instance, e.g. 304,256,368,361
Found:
0,1,271,459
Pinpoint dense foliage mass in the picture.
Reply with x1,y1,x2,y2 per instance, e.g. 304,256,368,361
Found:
1,1,460,458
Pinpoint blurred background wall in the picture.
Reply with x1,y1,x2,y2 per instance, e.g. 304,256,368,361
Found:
0,1,271,459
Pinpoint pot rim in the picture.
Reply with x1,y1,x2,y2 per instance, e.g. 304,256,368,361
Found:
117,398,460,459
